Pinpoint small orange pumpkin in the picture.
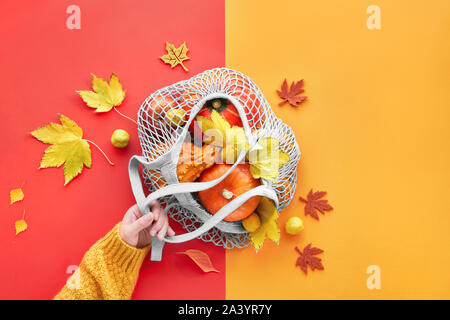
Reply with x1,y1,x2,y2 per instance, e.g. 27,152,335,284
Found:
198,164,261,222
176,142,216,183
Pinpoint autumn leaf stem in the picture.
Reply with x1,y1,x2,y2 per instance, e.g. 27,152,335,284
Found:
85,140,115,166
179,62,188,72
113,107,137,125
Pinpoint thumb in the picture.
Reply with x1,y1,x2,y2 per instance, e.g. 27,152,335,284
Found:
129,212,154,234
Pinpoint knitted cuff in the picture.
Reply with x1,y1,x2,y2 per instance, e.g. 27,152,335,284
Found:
97,223,151,274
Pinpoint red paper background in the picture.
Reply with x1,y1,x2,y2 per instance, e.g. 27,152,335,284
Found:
0,0,225,299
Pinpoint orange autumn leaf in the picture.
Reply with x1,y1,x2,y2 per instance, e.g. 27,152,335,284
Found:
277,79,307,107
10,188,24,204
177,249,219,273
299,189,333,220
295,243,324,274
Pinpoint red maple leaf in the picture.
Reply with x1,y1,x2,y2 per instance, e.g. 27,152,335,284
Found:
277,79,307,107
299,189,333,220
295,243,324,274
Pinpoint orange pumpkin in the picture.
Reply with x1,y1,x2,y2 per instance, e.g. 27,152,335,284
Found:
176,142,216,183
227,74,261,127
198,164,261,222
144,95,175,137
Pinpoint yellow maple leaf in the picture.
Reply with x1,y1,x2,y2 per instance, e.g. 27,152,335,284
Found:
77,73,126,113
30,114,92,185
249,197,280,251
247,137,290,182
10,188,24,204
160,41,190,72
196,110,248,163
15,219,28,235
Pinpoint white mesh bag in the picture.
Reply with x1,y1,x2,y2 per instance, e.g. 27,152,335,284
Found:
128,68,300,261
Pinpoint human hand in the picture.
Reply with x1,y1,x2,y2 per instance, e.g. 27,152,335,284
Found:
119,202,175,248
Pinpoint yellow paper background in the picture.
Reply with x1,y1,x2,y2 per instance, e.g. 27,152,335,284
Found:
225,0,450,299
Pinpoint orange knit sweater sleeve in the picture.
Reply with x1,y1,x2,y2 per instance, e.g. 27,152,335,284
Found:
54,222,151,300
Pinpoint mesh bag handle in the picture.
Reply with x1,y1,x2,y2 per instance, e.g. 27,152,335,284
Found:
128,151,278,261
